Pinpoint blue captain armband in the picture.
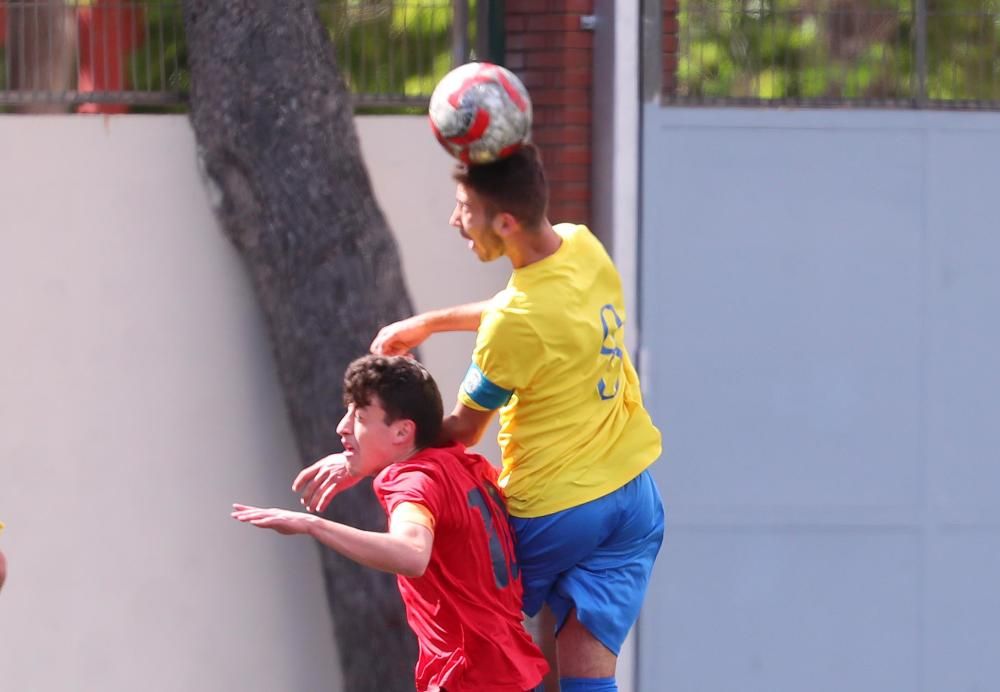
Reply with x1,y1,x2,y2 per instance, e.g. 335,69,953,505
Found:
461,362,514,410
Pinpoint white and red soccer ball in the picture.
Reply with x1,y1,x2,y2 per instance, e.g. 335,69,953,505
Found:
428,62,533,165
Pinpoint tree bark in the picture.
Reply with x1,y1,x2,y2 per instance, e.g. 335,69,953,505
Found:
181,1,419,689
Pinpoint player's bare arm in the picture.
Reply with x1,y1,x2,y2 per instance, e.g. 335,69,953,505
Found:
441,401,495,446
232,504,433,577
293,452,362,513
371,300,491,356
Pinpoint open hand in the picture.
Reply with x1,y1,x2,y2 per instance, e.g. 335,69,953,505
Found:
292,453,361,513
231,504,313,535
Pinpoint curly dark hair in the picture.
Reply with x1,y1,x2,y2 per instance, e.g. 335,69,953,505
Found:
342,355,443,449
453,143,549,229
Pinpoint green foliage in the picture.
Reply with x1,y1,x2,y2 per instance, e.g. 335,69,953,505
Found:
123,0,474,111
129,0,189,112
675,0,1000,103
925,0,1000,100
320,0,478,105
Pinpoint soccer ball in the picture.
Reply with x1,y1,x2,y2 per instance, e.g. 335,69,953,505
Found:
428,62,533,165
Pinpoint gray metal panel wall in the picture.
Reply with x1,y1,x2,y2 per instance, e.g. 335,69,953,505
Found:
638,107,1000,692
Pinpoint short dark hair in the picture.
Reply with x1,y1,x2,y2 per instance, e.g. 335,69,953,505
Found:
453,143,549,229
342,355,443,449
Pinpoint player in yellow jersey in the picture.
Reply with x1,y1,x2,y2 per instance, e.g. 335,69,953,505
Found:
295,144,663,692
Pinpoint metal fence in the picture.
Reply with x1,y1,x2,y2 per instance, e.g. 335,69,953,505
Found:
0,0,497,112
647,0,1000,109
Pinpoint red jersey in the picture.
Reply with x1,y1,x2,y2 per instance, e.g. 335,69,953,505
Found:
374,444,548,692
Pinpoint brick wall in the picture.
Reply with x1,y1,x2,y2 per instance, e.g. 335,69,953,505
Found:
505,0,594,227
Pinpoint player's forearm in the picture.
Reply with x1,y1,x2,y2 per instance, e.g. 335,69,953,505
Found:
441,413,482,446
415,300,490,333
440,402,493,447
306,516,428,577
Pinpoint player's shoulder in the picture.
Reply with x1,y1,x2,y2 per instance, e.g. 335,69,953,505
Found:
556,223,614,263
409,445,499,486
554,221,587,240
480,289,539,341
451,447,501,484
375,455,441,489
554,222,599,247
486,285,528,314
394,445,473,475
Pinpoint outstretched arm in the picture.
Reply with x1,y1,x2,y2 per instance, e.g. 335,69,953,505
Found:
371,301,491,356
232,504,433,577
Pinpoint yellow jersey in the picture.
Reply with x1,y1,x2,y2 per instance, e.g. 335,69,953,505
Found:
459,223,662,517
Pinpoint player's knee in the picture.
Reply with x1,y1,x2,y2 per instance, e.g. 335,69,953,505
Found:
555,611,617,678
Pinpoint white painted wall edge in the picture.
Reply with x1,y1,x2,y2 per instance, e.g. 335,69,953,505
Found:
613,3,642,692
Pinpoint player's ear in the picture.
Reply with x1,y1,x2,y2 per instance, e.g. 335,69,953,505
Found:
393,419,416,445
492,211,518,237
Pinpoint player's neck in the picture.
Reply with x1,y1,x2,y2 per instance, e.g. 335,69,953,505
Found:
390,444,424,465
506,220,560,269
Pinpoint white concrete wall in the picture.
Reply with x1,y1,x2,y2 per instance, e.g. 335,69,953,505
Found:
358,116,510,427
0,114,507,692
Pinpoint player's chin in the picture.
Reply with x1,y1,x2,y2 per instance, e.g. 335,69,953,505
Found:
476,247,504,263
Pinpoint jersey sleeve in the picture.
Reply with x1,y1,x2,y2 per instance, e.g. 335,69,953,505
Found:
375,464,444,526
390,502,436,533
458,303,543,411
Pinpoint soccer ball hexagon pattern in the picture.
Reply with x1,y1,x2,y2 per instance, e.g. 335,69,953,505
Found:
428,62,533,165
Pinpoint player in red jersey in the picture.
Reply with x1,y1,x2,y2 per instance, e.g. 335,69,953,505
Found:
233,355,547,692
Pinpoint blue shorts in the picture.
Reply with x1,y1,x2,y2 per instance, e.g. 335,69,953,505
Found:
509,469,665,655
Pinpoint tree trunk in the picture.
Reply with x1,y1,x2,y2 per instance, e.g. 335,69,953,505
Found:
181,1,419,689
